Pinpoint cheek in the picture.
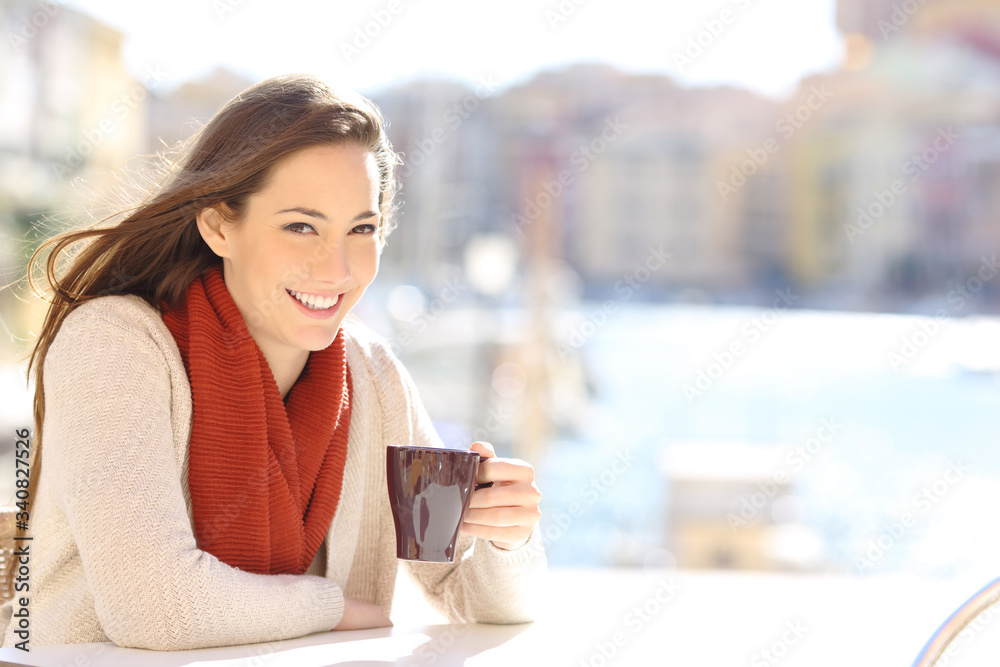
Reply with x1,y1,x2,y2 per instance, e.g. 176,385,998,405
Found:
251,242,295,281
230,232,273,277
355,244,380,284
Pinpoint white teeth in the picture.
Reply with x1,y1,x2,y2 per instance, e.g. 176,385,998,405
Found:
288,289,338,310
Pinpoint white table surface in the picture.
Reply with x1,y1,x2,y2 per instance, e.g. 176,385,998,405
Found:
0,567,996,666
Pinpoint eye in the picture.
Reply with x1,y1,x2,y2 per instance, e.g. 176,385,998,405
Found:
283,222,317,234
351,223,377,235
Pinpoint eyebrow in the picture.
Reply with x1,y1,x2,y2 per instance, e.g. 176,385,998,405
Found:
275,206,378,222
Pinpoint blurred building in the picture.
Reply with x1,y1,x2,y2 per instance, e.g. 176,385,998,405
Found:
495,67,780,296
0,0,145,360
373,36,1000,310
7,1,1000,359
6,1,1000,323
374,78,502,288
146,66,255,151
375,65,789,301
0,0,141,190
838,0,1000,41
777,0,1000,306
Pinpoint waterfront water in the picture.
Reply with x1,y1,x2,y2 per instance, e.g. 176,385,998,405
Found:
2,299,998,579
535,303,1000,579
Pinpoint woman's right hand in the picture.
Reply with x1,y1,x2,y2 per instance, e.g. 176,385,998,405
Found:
333,598,393,631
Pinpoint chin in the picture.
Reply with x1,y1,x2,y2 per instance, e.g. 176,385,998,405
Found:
298,329,343,352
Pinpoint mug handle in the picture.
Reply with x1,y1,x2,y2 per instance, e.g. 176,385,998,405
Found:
474,452,493,490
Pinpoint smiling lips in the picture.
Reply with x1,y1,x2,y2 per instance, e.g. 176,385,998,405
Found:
287,288,344,319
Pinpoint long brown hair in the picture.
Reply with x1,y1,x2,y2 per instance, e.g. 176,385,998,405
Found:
17,74,400,555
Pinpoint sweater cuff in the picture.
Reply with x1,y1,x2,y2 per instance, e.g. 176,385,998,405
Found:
311,580,346,631
479,525,545,565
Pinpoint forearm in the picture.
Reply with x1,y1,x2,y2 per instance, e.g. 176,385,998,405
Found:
404,529,546,624
46,314,345,649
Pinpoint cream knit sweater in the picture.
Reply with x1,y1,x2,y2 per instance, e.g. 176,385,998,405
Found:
0,295,545,650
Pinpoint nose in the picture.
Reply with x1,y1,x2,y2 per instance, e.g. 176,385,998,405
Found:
301,240,351,286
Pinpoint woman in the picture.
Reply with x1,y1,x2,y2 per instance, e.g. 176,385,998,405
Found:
1,75,544,650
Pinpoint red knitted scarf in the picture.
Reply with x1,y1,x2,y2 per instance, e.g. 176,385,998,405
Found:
161,265,351,575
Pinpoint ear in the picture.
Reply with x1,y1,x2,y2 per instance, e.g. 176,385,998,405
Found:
195,206,233,259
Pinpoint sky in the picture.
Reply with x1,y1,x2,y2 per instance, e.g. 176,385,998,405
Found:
67,0,844,100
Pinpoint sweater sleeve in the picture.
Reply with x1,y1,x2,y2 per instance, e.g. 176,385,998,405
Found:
42,307,344,650
364,334,546,624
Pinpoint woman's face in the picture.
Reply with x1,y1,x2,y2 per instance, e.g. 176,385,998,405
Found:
202,143,381,364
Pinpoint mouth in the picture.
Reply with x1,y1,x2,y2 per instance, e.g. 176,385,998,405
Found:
287,288,343,312
285,289,343,310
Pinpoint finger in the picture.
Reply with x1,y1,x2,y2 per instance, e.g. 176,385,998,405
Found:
471,443,497,486
335,599,394,631
469,441,496,458
468,481,541,509
459,521,533,545
478,457,535,485
463,504,542,528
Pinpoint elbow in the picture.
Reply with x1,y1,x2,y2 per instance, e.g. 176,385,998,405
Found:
104,620,192,652
92,552,237,650
105,627,225,652
100,603,213,651
467,605,537,625
452,582,540,625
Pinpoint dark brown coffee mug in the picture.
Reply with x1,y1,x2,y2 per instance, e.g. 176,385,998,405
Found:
386,445,482,562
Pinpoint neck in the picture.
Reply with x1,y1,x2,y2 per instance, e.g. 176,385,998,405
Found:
260,346,310,400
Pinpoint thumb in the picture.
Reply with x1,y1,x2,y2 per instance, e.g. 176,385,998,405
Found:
470,441,496,459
